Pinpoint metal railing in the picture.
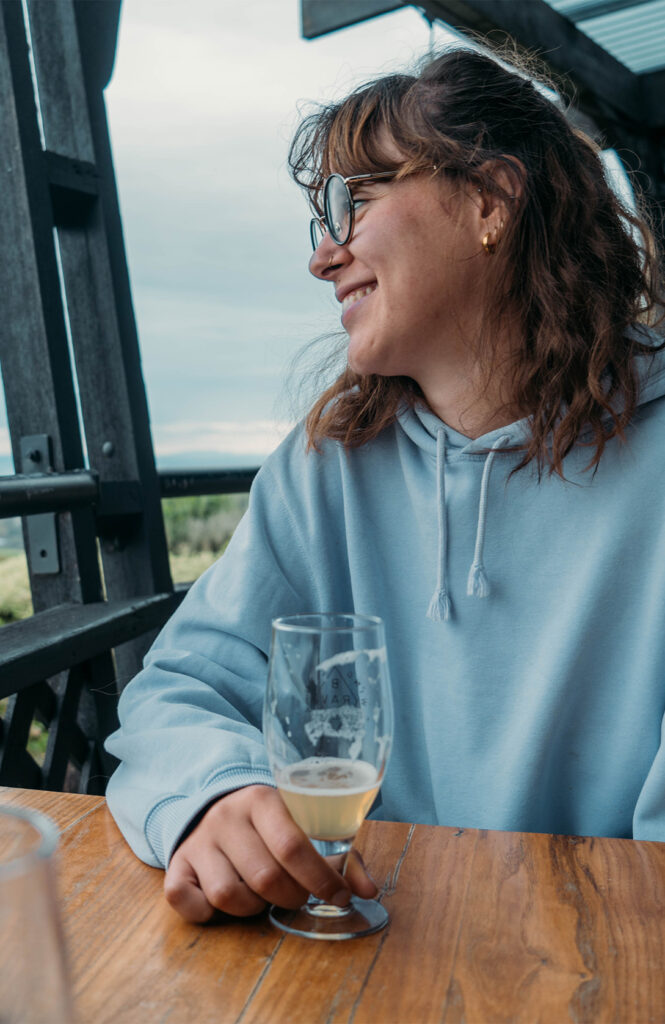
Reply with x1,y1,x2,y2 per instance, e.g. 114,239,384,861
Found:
0,464,258,790
0,466,259,518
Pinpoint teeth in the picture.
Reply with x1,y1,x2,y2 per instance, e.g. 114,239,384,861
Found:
342,284,376,313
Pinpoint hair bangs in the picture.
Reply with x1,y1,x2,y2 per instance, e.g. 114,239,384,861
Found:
291,75,417,203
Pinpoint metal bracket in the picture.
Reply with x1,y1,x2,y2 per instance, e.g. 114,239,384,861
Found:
20,434,61,575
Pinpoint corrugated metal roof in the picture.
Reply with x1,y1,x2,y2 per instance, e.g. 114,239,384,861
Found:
545,0,665,72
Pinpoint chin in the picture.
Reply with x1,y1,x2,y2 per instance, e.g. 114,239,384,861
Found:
346,338,387,378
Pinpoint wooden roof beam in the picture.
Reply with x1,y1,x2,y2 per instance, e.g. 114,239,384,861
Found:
301,0,404,39
301,0,662,128
417,0,646,124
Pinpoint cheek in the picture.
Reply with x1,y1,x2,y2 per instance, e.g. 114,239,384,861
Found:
416,239,478,304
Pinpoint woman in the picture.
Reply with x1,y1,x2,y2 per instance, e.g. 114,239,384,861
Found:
106,47,665,924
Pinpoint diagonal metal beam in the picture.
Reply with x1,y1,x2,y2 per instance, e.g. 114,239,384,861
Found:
298,0,664,242
643,66,665,121
417,0,644,124
301,0,404,39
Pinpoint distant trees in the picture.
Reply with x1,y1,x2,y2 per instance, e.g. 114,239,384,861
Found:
0,494,249,626
162,493,248,554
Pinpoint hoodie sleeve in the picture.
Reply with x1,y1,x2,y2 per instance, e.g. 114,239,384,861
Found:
105,452,315,869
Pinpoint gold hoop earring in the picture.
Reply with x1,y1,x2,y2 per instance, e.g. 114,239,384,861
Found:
481,232,497,256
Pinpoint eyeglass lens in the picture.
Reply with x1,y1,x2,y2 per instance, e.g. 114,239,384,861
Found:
324,175,352,245
310,218,324,250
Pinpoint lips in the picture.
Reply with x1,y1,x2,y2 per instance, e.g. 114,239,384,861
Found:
341,284,377,315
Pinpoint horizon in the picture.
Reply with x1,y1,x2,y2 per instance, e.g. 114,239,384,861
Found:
0,3,634,475
0,1,451,470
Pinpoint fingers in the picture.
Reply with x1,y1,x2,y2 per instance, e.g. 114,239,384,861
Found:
165,840,379,925
220,818,310,910
250,790,351,907
165,845,266,923
163,785,367,923
164,848,218,923
343,848,379,900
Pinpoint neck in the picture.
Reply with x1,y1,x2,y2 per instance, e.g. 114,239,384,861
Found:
417,326,524,440
425,389,522,439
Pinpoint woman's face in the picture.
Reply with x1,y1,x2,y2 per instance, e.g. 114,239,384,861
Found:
309,166,489,387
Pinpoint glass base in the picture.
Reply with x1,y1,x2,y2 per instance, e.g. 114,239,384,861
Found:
269,896,389,940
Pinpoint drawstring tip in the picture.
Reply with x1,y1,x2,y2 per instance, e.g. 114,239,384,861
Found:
467,563,490,598
427,588,451,622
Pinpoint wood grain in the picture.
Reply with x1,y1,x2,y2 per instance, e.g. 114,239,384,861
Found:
442,830,665,1024
0,785,102,832
239,821,413,1024
556,834,665,1024
5,789,665,1024
56,806,281,1024
351,825,479,1024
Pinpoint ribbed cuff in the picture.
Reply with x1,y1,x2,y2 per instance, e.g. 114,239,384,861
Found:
145,765,276,867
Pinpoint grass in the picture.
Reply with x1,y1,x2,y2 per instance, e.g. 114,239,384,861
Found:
0,508,238,763
0,545,227,626
169,548,224,583
0,547,225,766
0,549,32,624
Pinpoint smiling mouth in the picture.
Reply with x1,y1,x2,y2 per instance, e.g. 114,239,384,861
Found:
341,284,377,314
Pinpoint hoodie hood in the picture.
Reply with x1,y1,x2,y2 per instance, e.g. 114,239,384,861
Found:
399,327,665,456
398,403,516,622
632,334,665,406
397,330,665,621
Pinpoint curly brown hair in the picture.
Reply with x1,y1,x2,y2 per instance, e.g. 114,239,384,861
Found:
289,46,664,477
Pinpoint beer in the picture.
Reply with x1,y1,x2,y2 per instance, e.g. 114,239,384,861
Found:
277,757,379,841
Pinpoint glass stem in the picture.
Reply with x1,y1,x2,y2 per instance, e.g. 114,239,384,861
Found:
311,838,352,860
308,838,354,911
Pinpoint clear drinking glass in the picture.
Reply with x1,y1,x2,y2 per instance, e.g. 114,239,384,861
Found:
0,805,73,1023
263,613,393,939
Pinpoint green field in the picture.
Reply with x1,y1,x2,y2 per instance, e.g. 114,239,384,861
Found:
0,496,248,760
0,494,248,627
0,548,32,624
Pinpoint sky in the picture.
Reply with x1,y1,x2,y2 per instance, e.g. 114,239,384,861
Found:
0,1,633,473
102,0,456,466
0,0,458,470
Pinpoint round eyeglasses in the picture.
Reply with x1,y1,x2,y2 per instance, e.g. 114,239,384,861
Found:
309,171,396,251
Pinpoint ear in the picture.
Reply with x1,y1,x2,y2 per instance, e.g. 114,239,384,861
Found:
475,156,526,234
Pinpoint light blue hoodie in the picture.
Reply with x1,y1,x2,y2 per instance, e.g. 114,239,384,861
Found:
106,343,665,868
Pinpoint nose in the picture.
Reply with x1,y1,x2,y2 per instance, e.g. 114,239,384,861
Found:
309,233,349,280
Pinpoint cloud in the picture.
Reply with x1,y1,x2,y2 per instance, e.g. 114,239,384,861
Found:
153,418,294,457
101,6,456,460
109,2,445,140
130,281,336,430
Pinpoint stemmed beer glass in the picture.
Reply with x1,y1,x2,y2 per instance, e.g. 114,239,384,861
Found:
263,613,393,939
0,805,73,1023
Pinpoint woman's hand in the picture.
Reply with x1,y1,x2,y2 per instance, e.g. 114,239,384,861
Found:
163,784,378,923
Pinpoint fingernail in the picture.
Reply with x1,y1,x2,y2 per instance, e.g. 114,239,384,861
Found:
331,888,351,908
351,849,377,886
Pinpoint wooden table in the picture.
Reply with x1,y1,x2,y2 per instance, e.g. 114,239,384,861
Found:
2,787,665,1024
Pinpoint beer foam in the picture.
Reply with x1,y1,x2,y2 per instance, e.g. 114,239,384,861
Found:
316,647,386,674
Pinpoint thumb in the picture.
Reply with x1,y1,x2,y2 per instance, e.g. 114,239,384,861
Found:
344,847,379,899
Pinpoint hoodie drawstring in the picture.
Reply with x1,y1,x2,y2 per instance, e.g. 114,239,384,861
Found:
427,429,451,622
466,434,511,599
427,431,510,622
